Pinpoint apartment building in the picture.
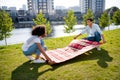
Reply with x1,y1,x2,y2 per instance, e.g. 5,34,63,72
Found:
27,0,54,17
80,0,105,14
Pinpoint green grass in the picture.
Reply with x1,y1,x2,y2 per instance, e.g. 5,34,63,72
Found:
0,29,120,80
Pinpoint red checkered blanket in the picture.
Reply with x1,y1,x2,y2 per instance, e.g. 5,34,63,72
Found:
40,39,101,64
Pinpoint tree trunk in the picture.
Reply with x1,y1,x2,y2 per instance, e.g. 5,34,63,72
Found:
108,26,109,30
5,35,7,46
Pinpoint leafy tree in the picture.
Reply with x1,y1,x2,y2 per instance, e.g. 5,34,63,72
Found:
63,10,77,33
82,9,94,26
105,7,119,18
33,11,51,35
0,10,14,45
98,11,110,29
112,10,120,25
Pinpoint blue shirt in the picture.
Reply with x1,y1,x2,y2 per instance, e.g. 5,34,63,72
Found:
81,23,103,37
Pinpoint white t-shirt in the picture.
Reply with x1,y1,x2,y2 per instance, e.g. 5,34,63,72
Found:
89,28,92,37
22,36,41,51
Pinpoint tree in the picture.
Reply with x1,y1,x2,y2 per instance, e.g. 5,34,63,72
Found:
105,6,119,18
0,10,14,45
33,11,51,36
98,11,110,29
112,10,120,25
63,10,77,33
82,9,94,26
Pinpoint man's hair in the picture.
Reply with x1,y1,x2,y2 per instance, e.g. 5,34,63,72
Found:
87,18,93,22
32,25,46,36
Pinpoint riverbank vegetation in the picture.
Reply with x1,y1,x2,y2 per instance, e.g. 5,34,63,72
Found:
0,10,14,45
0,28,120,80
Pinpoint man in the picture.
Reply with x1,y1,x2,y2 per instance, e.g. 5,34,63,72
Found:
74,18,106,50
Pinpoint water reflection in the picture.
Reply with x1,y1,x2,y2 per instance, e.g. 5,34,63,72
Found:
51,24,85,38
0,28,32,45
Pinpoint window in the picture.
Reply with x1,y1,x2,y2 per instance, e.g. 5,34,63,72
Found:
39,0,42,2
43,0,46,2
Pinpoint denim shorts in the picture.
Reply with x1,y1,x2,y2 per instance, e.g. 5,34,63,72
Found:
23,42,47,56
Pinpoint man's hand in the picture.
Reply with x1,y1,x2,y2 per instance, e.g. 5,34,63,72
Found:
74,36,77,39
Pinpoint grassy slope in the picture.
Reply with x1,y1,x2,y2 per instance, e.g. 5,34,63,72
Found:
0,29,120,80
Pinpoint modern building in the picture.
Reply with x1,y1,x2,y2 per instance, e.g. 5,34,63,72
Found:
92,0,105,14
1,6,8,10
27,0,54,17
79,0,105,14
69,6,80,12
19,4,27,10
27,0,38,16
55,6,66,10
9,7,17,10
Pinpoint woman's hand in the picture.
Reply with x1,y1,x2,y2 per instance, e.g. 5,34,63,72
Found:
74,36,77,39
47,60,56,65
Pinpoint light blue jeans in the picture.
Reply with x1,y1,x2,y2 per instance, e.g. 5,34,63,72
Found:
23,39,47,56
85,31,101,42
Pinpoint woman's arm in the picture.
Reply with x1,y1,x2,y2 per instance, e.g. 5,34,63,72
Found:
36,43,55,65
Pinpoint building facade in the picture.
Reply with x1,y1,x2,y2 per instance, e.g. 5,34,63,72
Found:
80,0,105,14
27,0,54,17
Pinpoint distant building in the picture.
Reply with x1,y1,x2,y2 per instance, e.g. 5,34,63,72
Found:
69,6,80,12
9,7,16,10
55,9,67,21
47,0,54,15
92,0,105,14
19,4,27,10
18,10,27,20
5,10,18,23
27,0,38,16
79,0,105,14
74,12,82,21
27,0,54,17
1,6,8,10
55,6,66,10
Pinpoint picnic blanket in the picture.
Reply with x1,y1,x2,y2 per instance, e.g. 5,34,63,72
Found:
40,39,101,64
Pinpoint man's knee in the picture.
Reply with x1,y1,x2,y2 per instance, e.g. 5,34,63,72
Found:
94,31,101,42
86,37,95,41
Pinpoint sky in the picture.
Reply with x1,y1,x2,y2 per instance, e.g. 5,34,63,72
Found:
0,0,120,10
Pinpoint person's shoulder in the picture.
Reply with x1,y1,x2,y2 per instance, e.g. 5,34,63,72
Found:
34,36,41,42
93,23,99,28
30,35,36,38
93,23,98,26
30,36,38,40
86,25,89,28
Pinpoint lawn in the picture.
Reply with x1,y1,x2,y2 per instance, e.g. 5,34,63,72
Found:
0,28,120,80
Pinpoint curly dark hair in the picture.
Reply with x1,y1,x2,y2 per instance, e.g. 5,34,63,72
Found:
87,18,93,22
32,25,46,36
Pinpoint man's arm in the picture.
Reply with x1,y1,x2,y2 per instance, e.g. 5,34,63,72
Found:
95,24,106,43
74,33,82,39
74,26,87,39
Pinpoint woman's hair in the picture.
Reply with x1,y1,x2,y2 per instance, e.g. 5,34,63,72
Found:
32,25,46,36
